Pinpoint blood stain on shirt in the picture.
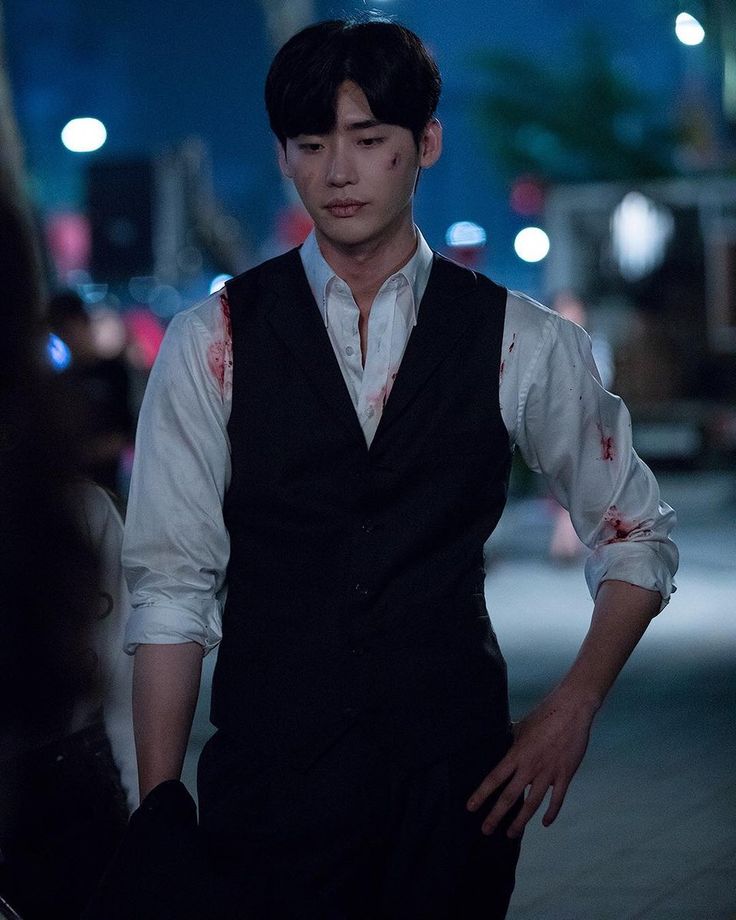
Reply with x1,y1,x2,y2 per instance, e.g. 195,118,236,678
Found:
207,341,229,394
508,333,516,353
499,359,506,380
220,291,232,340
207,292,234,396
596,423,615,461
602,505,651,543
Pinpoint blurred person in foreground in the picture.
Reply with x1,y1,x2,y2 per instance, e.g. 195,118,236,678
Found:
47,289,134,495
120,19,678,919
0,111,136,920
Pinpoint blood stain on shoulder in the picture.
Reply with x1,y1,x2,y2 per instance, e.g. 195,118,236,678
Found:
207,291,234,396
208,341,228,394
220,291,232,340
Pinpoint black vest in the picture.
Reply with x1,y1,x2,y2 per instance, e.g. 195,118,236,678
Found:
214,249,512,769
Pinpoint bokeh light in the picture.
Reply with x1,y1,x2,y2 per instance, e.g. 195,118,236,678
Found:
610,191,674,282
60,117,107,153
47,333,71,371
675,12,705,46
514,227,550,263
445,221,487,248
209,274,233,294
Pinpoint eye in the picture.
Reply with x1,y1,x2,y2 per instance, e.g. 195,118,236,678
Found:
297,142,323,153
358,137,385,148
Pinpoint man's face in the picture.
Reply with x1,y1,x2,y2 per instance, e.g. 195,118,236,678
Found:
279,80,441,254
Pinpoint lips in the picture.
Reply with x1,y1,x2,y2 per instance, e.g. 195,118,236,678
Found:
324,199,366,218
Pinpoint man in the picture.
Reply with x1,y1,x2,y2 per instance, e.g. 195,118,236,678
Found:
122,19,678,919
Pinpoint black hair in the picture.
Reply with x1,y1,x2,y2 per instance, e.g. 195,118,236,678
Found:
265,19,441,149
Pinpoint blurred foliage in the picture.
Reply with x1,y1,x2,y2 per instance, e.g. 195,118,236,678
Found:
472,28,684,183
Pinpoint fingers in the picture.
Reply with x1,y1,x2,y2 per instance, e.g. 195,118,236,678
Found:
466,755,516,813
506,776,550,838
480,777,527,836
542,777,569,827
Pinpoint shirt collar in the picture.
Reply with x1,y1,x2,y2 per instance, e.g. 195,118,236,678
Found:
299,228,434,328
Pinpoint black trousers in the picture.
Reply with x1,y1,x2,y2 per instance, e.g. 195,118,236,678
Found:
197,724,522,919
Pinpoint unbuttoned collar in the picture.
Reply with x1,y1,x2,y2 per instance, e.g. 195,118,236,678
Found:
299,229,434,329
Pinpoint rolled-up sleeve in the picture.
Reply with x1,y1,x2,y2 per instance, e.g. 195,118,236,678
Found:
505,294,678,609
122,296,231,653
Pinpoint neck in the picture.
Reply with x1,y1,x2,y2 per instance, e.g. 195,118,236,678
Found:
316,219,418,316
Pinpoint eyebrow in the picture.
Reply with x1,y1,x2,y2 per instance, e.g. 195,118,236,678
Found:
345,118,383,131
297,118,384,139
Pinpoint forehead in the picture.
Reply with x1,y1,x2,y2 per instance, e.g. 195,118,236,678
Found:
329,80,384,131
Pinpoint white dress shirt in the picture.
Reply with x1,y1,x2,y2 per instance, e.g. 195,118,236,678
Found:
122,229,678,654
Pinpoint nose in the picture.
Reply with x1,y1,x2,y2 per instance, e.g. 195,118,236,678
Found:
325,141,356,187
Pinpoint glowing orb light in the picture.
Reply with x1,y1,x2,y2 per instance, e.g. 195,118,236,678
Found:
514,227,550,263
61,118,107,153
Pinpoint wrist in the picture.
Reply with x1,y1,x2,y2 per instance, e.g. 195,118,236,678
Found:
550,681,603,718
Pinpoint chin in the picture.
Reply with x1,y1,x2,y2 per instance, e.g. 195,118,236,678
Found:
317,221,381,249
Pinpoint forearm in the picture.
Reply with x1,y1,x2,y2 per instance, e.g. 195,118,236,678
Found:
553,578,661,712
132,642,203,800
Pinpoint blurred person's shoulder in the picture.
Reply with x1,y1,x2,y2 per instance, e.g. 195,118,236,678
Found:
75,480,124,549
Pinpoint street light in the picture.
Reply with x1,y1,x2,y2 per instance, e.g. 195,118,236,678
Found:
675,12,705,46
61,117,107,153
514,227,550,263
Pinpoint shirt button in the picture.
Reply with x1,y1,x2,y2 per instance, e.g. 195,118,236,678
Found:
345,345,354,356
366,407,375,419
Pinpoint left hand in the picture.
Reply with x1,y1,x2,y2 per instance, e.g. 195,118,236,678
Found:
466,689,597,839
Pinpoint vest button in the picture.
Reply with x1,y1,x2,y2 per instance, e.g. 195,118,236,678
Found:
351,647,364,656
361,521,375,533
354,583,370,597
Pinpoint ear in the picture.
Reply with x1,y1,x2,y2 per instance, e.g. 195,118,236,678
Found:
419,118,442,168
277,141,294,179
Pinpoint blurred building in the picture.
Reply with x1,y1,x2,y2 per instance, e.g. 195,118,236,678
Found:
544,176,736,467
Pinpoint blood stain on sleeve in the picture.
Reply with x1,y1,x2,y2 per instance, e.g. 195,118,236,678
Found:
602,505,651,543
596,423,615,461
499,359,505,381
508,333,516,353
